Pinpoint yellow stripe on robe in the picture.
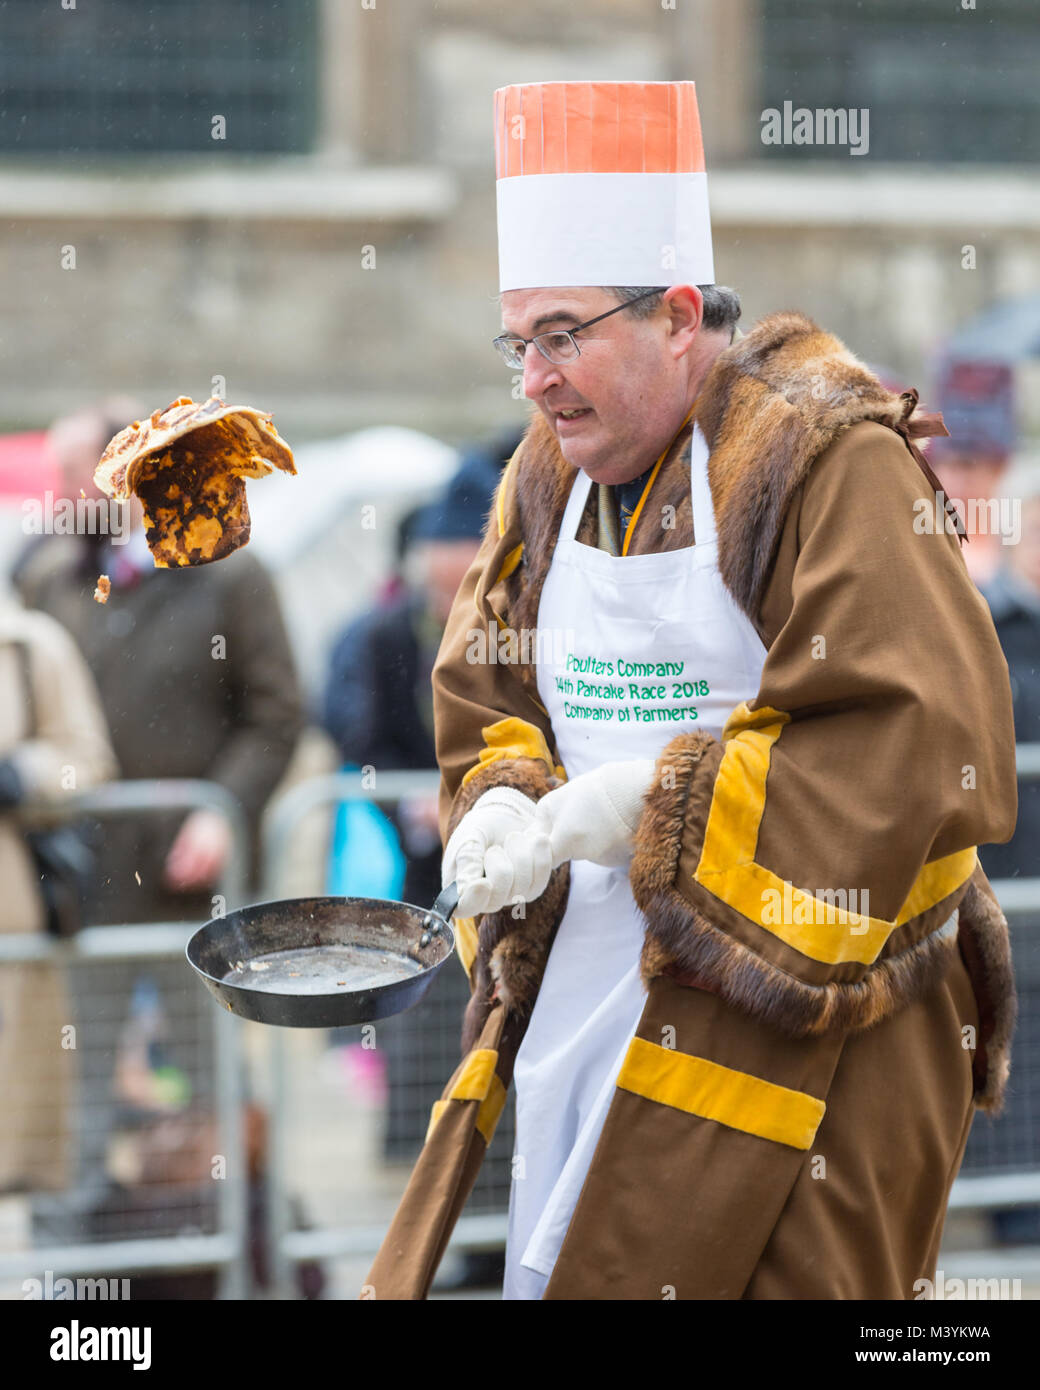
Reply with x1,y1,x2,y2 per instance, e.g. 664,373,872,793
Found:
494,543,523,586
616,1036,825,1151
424,1051,507,1146
454,915,479,980
450,1048,497,1101
459,716,566,787
475,1075,507,1144
496,457,515,538
693,701,977,967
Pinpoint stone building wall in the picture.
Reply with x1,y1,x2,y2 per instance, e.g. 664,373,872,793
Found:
0,0,1036,445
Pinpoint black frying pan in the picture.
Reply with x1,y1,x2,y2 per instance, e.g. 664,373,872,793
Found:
185,883,459,1028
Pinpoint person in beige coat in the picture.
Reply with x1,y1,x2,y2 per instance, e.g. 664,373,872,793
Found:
0,595,117,1192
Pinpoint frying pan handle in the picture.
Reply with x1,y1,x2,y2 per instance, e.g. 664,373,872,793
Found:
431,880,460,925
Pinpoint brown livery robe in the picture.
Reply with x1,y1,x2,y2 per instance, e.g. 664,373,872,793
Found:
364,310,1018,1300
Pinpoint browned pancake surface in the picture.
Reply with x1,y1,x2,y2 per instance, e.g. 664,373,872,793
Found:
94,395,295,567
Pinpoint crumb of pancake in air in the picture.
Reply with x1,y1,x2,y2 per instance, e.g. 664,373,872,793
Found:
93,575,111,604
134,870,141,885
92,396,296,568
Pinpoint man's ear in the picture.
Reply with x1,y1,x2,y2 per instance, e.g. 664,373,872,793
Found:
662,284,702,356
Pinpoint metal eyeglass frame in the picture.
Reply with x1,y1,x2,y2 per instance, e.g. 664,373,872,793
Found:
492,288,662,369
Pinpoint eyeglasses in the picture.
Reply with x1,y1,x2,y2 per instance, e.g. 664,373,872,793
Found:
492,289,661,370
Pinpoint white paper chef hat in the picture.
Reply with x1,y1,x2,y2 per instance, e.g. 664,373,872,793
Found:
494,80,715,292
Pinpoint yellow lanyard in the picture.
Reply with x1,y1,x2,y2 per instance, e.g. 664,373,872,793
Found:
620,404,697,557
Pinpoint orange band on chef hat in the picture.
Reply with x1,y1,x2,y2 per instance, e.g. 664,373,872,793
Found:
493,81,714,292
494,81,705,177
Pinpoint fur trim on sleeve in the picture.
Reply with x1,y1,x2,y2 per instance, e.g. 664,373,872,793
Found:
449,754,570,1056
956,866,1017,1114
445,754,562,840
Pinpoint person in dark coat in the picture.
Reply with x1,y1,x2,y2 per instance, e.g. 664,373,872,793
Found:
14,405,305,918
977,470,1040,886
12,402,305,1251
973,468,1040,1242
323,431,524,914
322,432,520,1287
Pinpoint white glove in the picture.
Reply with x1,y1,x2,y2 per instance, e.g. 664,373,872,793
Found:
532,759,657,869
442,786,554,918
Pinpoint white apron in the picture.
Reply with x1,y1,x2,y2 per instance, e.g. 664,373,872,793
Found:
503,422,768,1299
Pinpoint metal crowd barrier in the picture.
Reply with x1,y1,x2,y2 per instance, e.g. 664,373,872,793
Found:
261,757,1040,1298
3,757,1038,1300
0,780,250,1298
261,770,446,1299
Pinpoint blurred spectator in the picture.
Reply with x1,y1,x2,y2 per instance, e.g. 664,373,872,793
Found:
14,401,305,919
978,464,1040,886
372,503,426,611
11,397,142,601
323,428,523,915
12,401,305,1252
929,361,1016,587
972,463,1040,1245
321,430,521,1184
0,594,117,1194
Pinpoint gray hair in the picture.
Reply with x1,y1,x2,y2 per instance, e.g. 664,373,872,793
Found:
611,284,742,333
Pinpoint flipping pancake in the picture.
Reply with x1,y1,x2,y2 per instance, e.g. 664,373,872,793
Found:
94,395,296,567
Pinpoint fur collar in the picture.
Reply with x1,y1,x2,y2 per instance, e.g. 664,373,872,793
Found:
697,311,925,620
506,310,925,631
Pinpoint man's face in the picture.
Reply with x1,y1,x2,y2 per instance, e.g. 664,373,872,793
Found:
499,286,699,485
422,538,482,624
47,414,110,501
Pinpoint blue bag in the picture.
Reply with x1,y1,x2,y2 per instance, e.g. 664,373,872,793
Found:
326,767,407,900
